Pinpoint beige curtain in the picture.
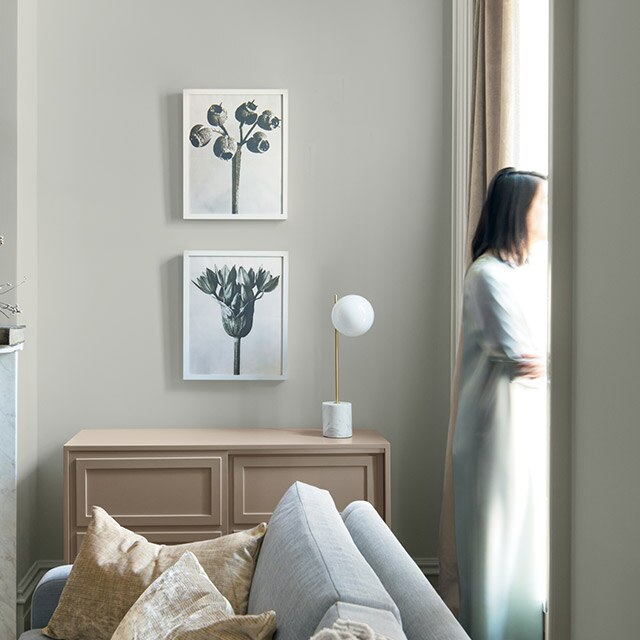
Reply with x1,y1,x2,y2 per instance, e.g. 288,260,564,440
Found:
438,0,517,616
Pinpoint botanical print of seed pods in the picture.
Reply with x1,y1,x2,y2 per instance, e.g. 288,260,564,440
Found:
183,90,287,219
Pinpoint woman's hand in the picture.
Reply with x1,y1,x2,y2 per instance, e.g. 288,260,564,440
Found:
514,354,546,379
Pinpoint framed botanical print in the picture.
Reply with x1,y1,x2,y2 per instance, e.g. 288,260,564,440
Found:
183,89,288,219
183,250,288,380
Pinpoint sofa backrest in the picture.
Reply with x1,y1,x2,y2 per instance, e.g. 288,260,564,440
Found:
342,501,470,640
247,482,406,640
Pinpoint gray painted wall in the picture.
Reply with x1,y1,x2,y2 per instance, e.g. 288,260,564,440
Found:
572,1,640,637
0,0,38,589
0,0,17,292
33,0,451,563
10,2,640,637
16,0,39,581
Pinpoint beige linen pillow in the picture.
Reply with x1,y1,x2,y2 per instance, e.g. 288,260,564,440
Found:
43,506,266,640
111,551,276,640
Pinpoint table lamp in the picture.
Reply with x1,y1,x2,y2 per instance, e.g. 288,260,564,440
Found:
322,294,375,438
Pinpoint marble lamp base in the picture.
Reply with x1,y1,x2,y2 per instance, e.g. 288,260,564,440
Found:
322,401,352,438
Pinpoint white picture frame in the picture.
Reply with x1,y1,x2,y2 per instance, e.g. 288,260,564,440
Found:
183,250,288,380
183,89,288,220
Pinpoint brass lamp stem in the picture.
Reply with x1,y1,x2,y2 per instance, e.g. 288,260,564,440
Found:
334,294,339,404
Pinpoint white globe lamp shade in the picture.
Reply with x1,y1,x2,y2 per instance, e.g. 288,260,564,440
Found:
331,295,374,337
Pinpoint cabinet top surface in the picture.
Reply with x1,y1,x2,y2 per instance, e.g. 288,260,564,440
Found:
64,428,390,450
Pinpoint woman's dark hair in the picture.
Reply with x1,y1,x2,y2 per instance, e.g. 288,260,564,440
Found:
471,167,547,265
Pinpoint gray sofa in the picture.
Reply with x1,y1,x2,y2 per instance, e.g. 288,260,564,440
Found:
19,482,469,640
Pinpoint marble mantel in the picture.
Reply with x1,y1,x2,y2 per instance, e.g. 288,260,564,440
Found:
0,342,22,639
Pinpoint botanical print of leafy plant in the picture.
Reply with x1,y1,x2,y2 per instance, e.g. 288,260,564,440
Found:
193,265,280,375
189,99,281,214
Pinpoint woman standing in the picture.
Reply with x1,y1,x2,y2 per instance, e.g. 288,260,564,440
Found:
452,168,548,640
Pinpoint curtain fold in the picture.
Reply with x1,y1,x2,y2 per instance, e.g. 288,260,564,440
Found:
438,0,516,616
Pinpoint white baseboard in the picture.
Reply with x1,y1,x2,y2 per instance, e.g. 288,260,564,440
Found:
414,557,440,577
17,560,62,603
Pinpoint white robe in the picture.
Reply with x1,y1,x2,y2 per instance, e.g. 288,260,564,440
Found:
452,251,548,640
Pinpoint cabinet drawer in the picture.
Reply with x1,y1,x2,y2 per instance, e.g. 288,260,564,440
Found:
232,454,379,524
75,455,224,527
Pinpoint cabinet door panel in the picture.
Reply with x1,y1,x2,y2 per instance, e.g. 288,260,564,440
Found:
75,455,224,527
232,454,379,523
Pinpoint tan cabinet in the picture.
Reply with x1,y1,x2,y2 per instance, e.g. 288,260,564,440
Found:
64,428,390,562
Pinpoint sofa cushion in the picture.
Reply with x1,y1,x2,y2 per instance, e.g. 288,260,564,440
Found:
342,501,470,640
247,482,401,640
43,507,266,640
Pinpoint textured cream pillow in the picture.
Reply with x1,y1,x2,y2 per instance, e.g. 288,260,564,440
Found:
43,506,266,640
111,551,276,640
310,619,391,640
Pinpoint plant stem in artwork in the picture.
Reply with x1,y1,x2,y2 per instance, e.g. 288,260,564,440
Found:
234,338,241,375
232,147,241,214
